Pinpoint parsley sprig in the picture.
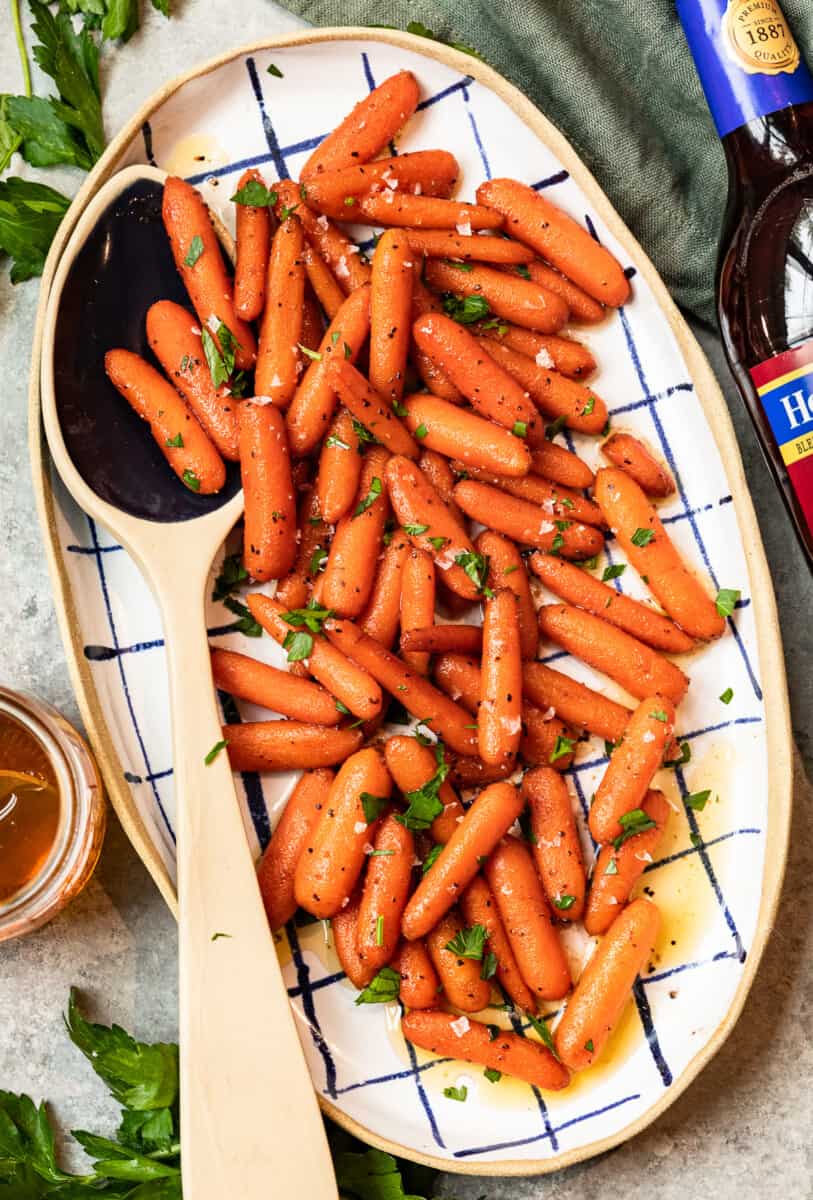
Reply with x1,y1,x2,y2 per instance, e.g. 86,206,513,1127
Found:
396,742,449,831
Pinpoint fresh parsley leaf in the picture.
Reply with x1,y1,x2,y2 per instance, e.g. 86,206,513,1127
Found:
282,630,313,661
360,792,388,824
553,894,576,911
549,734,575,763
602,563,626,582
444,258,474,271
604,856,619,875
204,739,226,765
182,233,203,267
353,476,383,518
0,176,70,283
422,844,443,875
481,951,498,981
428,535,448,552
526,1011,559,1058
512,420,527,438
279,203,299,220
325,434,351,450
483,1067,501,1083
630,527,655,548
298,343,322,362
690,832,702,847
453,550,492,597
29,0,105,162
719,686,734,704
182,469,200,492
414,422,428,439
664,741,691,768
230,179,277,207
649,709,668,722
355,966,400,1005
584,1038,595,1053
441,292,490,324
165,432,183,448
396,742,448,832
3,93,94,170
612,808,657,850
401,19,483,59
201,321,239,389
222,597,262,637
211,551,248,602
335,699,351,715
352,418,379,447
266,62,284,77
515,263,531,280
582,396,596,416
280,601,334,635
404,523,429,536
443,1085,467,1102
685,789,711,812
502,564,518,575
715,587,740,618
445,923,488,960
309,546,328,575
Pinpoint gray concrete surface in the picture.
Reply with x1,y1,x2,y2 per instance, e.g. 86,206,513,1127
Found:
0,2,810,1194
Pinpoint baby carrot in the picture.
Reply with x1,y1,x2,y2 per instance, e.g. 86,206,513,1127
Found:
411,280,462,402
304,150,458,219
294,746,392,917
317,408,363,523
238,400,297,582
302,241,345,319
275,487,325,611
425,259,568,334
400,548,436,674
425,910,493,1012
400,625,482,656
301,69,420,177
161,175,256,369
530,555,694,654
145,300,240,461
402,782,524,939
402,1010,570,1091
233,168,273,322
322,446,391,617
454,481,604,560
522,767,586,922
594,468,725,641
531,443,594,490
332,889,376,988
479,323,597,380
520,702,576,771
257,768,333,931
210,648,341,725
482,339,607,434
330,360,418,457
360,531,411,648
521,660,632,744
459,464,604,527
404,229,535,264
358,193,503,230
448,756,515,788
477,178,630,307
276,180,371,294
418,449,465,521
479,589,523,768
357,813,415,972
555,898,660,1070
585,789,670,935
391,940,440,1009
222,721,363,772
485,836,572,1001
461,875,536,1012
588,697,676,844
382,734,465,844
601,433,675,498
104,349,225,494
403,393,531,477
537,604,689,705
255,215,306,406
369,228,414,405
524,260,605,324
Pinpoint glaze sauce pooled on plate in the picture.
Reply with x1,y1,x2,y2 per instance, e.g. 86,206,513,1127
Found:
0,711,61,901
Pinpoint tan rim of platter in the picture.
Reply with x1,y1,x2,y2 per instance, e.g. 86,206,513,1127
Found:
27,27,792,1177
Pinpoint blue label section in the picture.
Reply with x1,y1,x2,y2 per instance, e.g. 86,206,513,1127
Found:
677,0,813,136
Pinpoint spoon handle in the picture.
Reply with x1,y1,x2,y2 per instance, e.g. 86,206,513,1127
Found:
158,558,338,1198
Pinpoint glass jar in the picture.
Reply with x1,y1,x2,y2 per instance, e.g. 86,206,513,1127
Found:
0,686,105,941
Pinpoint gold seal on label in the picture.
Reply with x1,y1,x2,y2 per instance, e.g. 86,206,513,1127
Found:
723,0,801,75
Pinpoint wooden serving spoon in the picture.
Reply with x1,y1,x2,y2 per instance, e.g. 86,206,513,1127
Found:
40,164,338,1199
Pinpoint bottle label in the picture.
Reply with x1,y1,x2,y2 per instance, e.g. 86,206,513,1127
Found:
751,341,813,530
678,0,813,136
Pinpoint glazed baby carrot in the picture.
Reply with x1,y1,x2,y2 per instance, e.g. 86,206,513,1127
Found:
210,648,341,725
145,300,240,461
391,940,440,1009
161,175,256,370
246,593,383,720
294,746,391,917
585,788,670,936
525,260,606,324
400,548,436,674
453,481,604,560
425,259,568,334
602,433,675,498
238,400,297,583
529,555,695,654
254,215,306,406
479,323,597,380
233,168,273,322
537,605,689,705
521,660,633,744
531,443,595,490
285,284,371,456
588,697,676,844
104,349,225,494
413,313,543,443
332,889,375,988
256,768,333,931
360,531,411,648
369,228,414,405
460,875,536,1012
404,229,535,264
222,720,363,772
357,813,415,972
418,450,465,522
479,589,523,768
482,339,608,434
485,836,572,1001
448,756,515,788
304,150,458,218
403,393,532,477
594,468,725,641
477,178,630,308
411,280,462,402
402,1010,570,1091
555,898,660,1070
324,617,478,756
330,360,418,457
522,767,586,922
275,488,326,610
275,180,372,294
302,241,345,319
321,446,391,617
399,625,483,656
358,193,503,230
317,408,363,523
301,69,420,177
520,701,576,770
382,734,465,844
459,464,604,527
401,782,524,939
425,910,493,1012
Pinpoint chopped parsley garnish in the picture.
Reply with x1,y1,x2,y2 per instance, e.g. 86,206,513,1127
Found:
375,915,385,947
428,536,448,552
549,734,576,763
230,179,278,207
414,423,428,439
183,235,203,267
204,739,227,765
267,62,284,77
483,1067,502,1083
719,687,734,705
309,546,328,575
546,414,567,440
602,563,626,582
649,709,668,722
690,832,702,847
422,844,443,875
443,1085,467,1102
335,699,351,715
361,792,389,823
665,741,691,768
685,789,711,812
441,292,491,324
222,597,262,637
715,587,741,618
503,564,519,575
393,398,408,416
584,1039,595,1053
445,259,474,271
630,527,655,548
182,469,200,492
165,432,183,448
454,550,493,597
279,203,299,220
201,320,240,389
352,418,379,447
325,433,351,450
445,923,488,960
512,421,527,438
369,849,395,858
526,1012,559,1058
481,951,498,981
518,808,537,845
612,808,657,850
553,894,576,911
298,343,322,362
280,600,334,661
211,932,232,941
353,476,383,518
404,523,429,536
355,966,400,1006
395,742,448,832
582,396,596,416
344,196,357,206
515,264,531,280
604,856,619,876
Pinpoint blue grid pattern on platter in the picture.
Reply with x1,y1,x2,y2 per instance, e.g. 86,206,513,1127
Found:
53,43,768,1162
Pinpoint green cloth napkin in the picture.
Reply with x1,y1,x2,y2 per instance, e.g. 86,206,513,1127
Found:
277,0,813,325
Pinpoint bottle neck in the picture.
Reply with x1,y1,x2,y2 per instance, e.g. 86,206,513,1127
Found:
677,0,813,138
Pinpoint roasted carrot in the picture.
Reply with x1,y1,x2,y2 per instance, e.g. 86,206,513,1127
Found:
317,408,363,523
257,768,333,931
485,836,572,1001
358,193,503,230
521,660,633,744
461,875,536,1012
418,449,465,522
479,323,597,380
403,393,531,477
391,940,440,1009
479,589,523,768
161,175,256,369
222,720,363,772
402,1010,570,1091
369,228,414,405
402,782,524,939
477,527,549,658
332,888,376,988
448,755,516,788
330,360,418,457
210,648,341,725
585,789,670,935
238,400,297,582
254,215,305,406
275,487,326,610
537,605,689,705
601,433,675,498
304,150,458,219
145,300,240,461
425,910,493,1012
531,443,594,491
400,625,482,656
233,168,273,322
301,69,420,177
481,339,608,434
404,229,534,264
382,734,465,844
360,531,411,647
555,898,659,1070
322,446,391,617
524,260,605,324
104,349,225,494
302,241,345,320
411,280,462,402
276,180,371,295
477,178,630,307
357,813,415,972
588,697,676,844
400,548,436,674
520,702,576,770
522,767,586,922
294,746,391,917
425,259,568,334
454,481,604,560
459,464,604,527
